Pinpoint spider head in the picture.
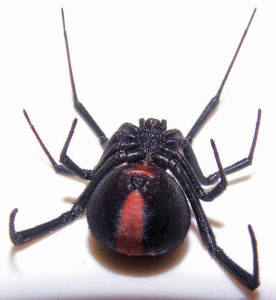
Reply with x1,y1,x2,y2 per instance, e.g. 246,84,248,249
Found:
139,118,167,131
138,118,167,155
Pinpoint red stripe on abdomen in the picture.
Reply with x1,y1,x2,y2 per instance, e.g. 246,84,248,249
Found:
117,190,144,255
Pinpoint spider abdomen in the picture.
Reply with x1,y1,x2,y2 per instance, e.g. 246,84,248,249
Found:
87,163,191,256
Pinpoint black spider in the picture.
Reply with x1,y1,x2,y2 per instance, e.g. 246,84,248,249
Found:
10,8,261,290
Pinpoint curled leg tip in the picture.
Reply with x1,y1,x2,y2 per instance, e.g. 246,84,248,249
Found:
210,139,217,153
9,208,20,245
9,208,18,226
248,224,257,246
247,224,260,290
210,139,227,183
248,224,253,234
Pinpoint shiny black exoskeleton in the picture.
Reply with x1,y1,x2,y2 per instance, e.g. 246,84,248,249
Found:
87,162,191,256
9,8,261,290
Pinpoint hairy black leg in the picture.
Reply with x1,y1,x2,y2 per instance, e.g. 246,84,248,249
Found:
59,118,93,180
182,139,210,185
24,110,92,179
183,109,261,185
9,178,96,245
102,123,139,155
60,120,138,179
9,148,146,245
165,129,185,140
188,191,259,290
161,140,227,201
23,109,74,176
93,141,139,174
186,9,256,143
202,139,228,200
207,109,261,183
61,9,107,147
118,122,139,134
93,122,140,171
153,155,259,290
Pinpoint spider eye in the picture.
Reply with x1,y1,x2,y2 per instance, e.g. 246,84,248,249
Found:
145,118,161,128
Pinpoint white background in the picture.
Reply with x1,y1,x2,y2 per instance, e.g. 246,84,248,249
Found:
0,0,275,299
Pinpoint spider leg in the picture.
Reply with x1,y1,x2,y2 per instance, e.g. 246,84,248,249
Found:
9,148,146,245
61,9,107,147
207,109,261,183
94,122,140,172
10,182,94,245
60,120,139,179
202,139,227,201
184,109,261,185
23,109,73,176
186,9,256,143
188,192,259,290
59,118,93,180
152,153,259,290
161,139,227,201
23,110,92,179
93,141,139,174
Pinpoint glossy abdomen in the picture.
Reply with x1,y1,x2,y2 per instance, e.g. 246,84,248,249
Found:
87,163,190,256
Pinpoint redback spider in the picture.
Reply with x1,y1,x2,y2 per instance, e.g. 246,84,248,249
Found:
10,8,261,290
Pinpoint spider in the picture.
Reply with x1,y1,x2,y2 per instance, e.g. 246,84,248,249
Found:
10,8,261,290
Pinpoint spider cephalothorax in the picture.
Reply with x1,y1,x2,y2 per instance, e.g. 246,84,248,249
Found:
138,118,167,156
